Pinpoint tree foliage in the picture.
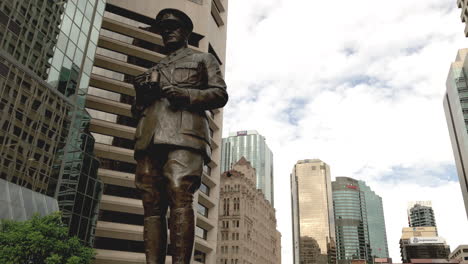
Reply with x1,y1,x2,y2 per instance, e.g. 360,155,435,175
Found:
0,212,95,264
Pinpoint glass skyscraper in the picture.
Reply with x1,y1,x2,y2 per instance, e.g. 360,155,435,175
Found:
291,159,336,264
358,180,389,259
444,49,468,219
0,0,105,245
332,178,389,263
221,130,274,205
332,177,371,264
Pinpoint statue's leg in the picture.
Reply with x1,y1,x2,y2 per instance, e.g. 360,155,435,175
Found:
135,155,169,264
163,148,203,264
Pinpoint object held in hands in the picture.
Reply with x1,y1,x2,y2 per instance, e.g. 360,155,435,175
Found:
132,69,162,118
134,69,160,93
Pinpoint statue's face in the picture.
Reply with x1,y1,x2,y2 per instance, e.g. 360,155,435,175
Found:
161,20,188,48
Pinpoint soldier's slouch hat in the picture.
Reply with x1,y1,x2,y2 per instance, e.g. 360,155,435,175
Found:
154,8,193,34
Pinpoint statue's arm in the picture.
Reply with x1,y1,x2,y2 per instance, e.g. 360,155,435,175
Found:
186,53,228,110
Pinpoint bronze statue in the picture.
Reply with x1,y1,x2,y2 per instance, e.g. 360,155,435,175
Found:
131,8,228,264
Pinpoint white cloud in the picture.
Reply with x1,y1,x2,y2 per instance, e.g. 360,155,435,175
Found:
223,0,468,262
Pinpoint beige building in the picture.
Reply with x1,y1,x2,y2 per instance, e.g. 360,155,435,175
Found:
217,157,281,264
449,245,468,262
291,159,336,264
458,0,468,37
399,227,450,263
400,227,438,240
84,0,229,263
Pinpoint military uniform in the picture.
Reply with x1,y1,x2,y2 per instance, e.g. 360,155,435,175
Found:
132,8,228,264
133,47,227,162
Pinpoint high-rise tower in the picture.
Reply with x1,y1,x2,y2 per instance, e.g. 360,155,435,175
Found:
221,130,274,205
83,1,229,263
291,159,336,264
0,0,104,245
358,180,389,259
332,177,371,264
444,49,468,220
408,201,437,228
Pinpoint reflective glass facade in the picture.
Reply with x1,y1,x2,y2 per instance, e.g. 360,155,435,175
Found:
332,177,371,264
291,159,336,264
358,181,389,259
0,54,71,196
221,130,274,205
444,49,468,220
0,0,105,245
49,0,106,245
0,0,63,79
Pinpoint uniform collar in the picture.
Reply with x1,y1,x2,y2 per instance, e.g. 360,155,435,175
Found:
161,46,193,65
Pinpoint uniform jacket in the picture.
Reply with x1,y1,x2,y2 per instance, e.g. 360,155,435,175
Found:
133,47,228,162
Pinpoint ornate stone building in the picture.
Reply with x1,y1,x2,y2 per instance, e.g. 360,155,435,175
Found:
217,157,281,264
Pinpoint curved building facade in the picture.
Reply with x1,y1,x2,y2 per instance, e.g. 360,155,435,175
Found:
332,177,371,264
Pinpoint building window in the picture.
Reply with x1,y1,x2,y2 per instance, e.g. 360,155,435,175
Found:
195,226,208,240
200,182,210,195
203,165,211,175
197,203,209,217
194,250,206,263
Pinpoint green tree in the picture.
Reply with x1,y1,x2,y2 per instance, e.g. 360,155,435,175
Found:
0,212,95,264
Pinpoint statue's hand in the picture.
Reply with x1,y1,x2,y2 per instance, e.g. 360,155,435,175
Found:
134,73,149,88
162,86,190,107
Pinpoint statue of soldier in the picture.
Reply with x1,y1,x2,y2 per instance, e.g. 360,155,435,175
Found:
131,8,228,264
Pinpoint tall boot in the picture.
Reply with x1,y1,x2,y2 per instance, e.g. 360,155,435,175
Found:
144,216,167,264
170,208,195,264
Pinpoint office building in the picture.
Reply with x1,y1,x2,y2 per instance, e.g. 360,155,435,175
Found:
444,49,468,220
291,159,336,264
408,201,436,228
84,1,229,263
449,245,468,262
217,157,281,264
0,0,104,244
221,130,274,205
332,177,371,264
400,227,450,263
457,0,468,37
358,180,389,259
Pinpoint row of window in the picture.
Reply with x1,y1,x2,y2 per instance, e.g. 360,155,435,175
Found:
221,220,240,229
220,245,239,254
220,231,240,241
222,197,241,216
219,259,239,264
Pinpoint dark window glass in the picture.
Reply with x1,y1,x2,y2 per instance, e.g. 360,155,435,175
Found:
194,250,206,263
199,182,210,196
0,62,9,77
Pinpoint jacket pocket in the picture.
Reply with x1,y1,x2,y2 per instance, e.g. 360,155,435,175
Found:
173,62,201,85
180,110,209,142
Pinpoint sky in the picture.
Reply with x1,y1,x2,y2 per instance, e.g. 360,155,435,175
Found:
222,0,468,262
